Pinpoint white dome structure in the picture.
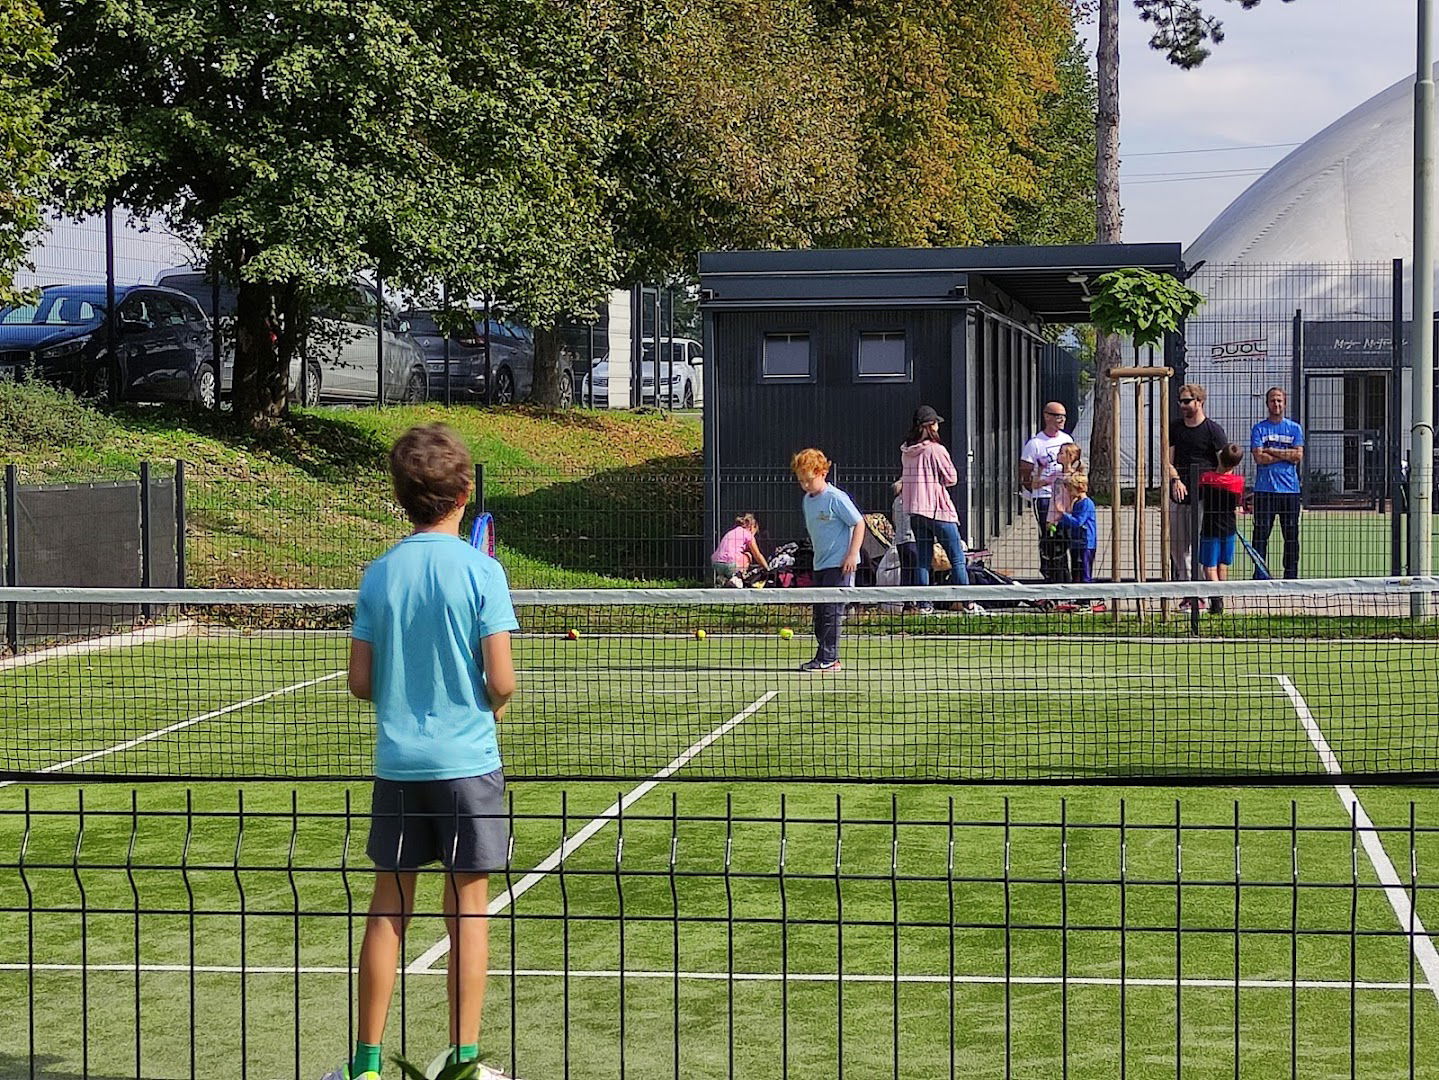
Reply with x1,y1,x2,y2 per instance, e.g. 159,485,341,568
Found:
1185,71,1416,269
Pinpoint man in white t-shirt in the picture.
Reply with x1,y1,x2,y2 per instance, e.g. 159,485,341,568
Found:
1018,402,1076,581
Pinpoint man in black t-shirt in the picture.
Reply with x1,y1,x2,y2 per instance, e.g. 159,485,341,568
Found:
1166,383,1228,587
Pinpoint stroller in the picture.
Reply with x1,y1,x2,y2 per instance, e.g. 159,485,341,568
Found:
737,540,811,588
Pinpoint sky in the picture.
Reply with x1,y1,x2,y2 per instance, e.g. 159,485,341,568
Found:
1084,0,1416,246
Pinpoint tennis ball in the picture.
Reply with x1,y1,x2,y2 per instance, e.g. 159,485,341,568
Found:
779,627,794,639
566,628,580,640
694,629,706,641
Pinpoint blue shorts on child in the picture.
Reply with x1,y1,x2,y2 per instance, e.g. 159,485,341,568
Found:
1199,533,1236,568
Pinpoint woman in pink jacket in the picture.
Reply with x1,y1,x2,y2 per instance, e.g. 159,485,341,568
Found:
900,405,980,612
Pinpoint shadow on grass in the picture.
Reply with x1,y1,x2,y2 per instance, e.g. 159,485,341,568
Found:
486,453,705,584
109,404,391,483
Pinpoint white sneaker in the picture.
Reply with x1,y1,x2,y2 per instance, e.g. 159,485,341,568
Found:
424,1052,518,1080
964,602,989,616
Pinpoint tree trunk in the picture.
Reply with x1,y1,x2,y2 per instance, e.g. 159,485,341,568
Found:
232,265,288,425
1090,0,1123,497
529,325,569,409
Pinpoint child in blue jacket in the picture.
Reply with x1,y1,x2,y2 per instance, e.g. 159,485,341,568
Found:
1058,473,1097,584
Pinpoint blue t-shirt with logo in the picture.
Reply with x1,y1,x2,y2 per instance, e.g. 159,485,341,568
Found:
352,532,519,781
1250,417,1305,494
803,484,863,571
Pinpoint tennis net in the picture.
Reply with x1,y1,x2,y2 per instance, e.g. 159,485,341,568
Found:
2,578,1438,784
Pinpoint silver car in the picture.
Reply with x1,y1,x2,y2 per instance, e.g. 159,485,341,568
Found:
155,269,428,405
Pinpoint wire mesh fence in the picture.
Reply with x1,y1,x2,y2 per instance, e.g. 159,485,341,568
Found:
4,579,1439,785
2,789,1437,1079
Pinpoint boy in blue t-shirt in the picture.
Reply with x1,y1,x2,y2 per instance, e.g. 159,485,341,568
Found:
327,425,519,1080
1249,386,1305,579
792,447,865,672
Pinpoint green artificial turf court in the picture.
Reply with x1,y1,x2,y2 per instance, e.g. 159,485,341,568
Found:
2,608,1439,1078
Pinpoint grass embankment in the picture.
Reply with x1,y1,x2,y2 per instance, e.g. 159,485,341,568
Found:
0,380,702,588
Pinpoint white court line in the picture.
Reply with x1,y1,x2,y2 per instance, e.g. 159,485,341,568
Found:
2,962,1429,992
405,690,779,975
0,620,194,672
0,670,346,789
1276,674,1439,1008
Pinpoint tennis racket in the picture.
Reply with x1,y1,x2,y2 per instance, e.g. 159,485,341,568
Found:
1238,531,1270,580
468,511,496,556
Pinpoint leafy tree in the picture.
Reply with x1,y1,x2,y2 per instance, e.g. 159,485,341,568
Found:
1006,37,1099,245
42,0,617,422
1134,0,1293,69
0,0,53,307
821,0,1082,248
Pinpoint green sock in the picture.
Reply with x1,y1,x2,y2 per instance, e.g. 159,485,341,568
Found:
350,1042,383,1077
447,1044,479,1066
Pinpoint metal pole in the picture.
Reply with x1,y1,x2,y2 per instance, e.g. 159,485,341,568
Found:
139,461,152,619
652,284,661,410
1413,0,1436,605
630,285,641,408
586,320,596,408
1393,258,1406,575
105,196,117,403
175,460,187,589
666,286,676,411
483,295,493,406
375,277,386,407
5,464,17,653
442,281,452,408
211,271,222,410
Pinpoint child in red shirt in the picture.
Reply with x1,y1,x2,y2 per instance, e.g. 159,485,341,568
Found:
1198,444,1247,614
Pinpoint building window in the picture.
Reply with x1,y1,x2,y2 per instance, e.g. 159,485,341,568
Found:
857,331,907,378
762,332,812,378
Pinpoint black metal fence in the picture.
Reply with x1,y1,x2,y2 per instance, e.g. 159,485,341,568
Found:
4,453,1436,595
1,790,1435,1079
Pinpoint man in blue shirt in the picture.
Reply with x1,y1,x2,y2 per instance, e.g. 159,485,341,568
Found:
1250,387,1305,579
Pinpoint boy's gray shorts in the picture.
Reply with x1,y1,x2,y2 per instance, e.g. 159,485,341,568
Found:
367,770,508,874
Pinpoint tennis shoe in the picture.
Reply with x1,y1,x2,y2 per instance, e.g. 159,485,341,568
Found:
963,602,989,616
1208,597,1224,615
423,1051,520,1080
320,1067,379,1080
798,658,842,673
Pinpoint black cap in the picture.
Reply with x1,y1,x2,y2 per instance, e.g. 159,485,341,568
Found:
913,405,943,425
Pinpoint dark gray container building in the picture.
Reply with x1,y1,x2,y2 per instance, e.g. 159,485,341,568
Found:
698,243,1185,559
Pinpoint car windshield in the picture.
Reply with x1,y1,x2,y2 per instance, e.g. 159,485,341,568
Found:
1,290,105,327
401,312,441,335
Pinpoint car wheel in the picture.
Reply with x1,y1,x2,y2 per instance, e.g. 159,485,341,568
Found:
91,359,122,405
192,364,217,409
558,370,574,410
403,366,427,405
493,366,515,405
682,382,695,409
296,361,322,406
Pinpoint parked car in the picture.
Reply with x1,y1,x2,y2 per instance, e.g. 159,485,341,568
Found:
582,337,703,408
401,310,575,408
0,284,217,406
156,268,428,405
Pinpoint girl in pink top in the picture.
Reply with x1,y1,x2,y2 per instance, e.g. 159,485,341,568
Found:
711,513,768,586
899,405,976,601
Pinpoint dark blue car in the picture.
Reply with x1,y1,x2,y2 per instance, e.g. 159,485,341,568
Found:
0,284,216,406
